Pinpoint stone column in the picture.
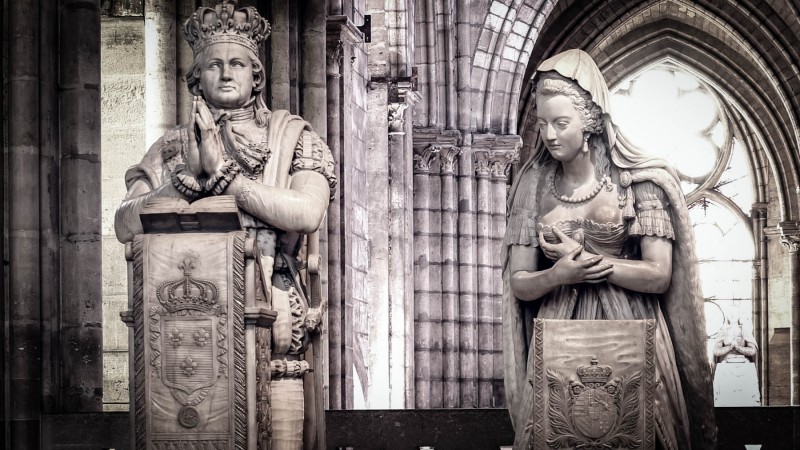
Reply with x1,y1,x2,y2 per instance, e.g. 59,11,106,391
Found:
175,0,195,124
301,0,327,135
325,15,362,410
386,83,421,409
8,1,42,445
440,145,462,408
474,148,494,407
412,144,440,408
59,0,103,412
489,146,520,408
40,0,60,413
270,0,291,111
752,203,769,403
779,222,800,405
325,35,345,412
457,141,478,407
144,0,177,147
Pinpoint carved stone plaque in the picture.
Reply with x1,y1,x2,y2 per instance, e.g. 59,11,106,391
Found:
132,232,248,449
529,319,655,450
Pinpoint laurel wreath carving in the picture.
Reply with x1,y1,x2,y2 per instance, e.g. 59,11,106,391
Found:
545,369,643,450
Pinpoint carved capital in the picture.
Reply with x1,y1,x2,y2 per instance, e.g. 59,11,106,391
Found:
412,127,461,174
326,40,344,76
472,133,522,180
779,221,800,253
474,149,491,179
388,102,409,135
781,235,800,253
414,145,441,174
439,146,461,175
489,149,520,180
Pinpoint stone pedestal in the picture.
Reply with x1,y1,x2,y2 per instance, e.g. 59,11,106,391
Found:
529,320,656,450
122,197,277,449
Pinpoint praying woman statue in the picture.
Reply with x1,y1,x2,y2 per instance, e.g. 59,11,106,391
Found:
502,49,717,449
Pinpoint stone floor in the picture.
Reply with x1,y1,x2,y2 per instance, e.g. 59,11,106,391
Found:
40,407,799,449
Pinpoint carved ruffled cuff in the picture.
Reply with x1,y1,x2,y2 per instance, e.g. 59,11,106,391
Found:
171,165,204,199
170,161,242,198
203,160,242,196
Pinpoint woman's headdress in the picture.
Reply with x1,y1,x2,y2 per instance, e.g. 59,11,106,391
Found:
183,0,271,56
535,49,678,178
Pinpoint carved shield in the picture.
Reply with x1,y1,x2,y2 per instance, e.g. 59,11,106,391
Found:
572,388,617,438
161,316,219,394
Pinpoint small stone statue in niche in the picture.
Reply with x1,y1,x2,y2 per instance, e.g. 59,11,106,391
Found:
712,317,760,406
502,49,717,449
115,1,336,448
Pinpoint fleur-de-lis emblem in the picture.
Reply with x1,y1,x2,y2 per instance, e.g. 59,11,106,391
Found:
169,328,184,347
181,356,198,377
193,328,210,346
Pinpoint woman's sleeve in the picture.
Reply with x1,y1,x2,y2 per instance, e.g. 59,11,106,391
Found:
629,181,675,240
506,168,540,247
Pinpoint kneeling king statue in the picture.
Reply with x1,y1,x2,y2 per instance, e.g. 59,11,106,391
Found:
115,1,335,449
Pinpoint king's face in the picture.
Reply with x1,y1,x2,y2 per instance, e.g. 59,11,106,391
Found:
199,42,254,109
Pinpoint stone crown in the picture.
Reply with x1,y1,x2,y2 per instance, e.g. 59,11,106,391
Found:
577,357,612,384
183,0,271,55
157,259,219,314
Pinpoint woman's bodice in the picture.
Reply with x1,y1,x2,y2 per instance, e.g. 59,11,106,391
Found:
538,219,628,258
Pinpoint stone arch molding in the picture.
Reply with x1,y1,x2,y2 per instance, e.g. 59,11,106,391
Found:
470,0,800,222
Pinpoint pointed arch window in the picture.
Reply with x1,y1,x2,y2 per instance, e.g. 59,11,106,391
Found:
611,65,757,349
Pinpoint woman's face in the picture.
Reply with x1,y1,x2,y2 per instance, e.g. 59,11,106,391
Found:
198,43,254,109
535,94,585,163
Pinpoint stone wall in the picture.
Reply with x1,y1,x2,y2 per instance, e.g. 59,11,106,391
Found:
100,16,146,411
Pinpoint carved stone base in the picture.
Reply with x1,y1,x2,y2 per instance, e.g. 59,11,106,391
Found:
529,319,655,450
125,227,276,450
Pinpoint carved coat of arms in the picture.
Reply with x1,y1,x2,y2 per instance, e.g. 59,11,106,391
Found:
152,258,228,428
546,358,642,450
529,320,655,450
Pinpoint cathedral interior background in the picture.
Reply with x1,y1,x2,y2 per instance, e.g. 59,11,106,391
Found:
4,0,800,448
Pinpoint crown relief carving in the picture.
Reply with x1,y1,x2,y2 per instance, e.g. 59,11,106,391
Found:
157,258,220,314
183,0,271,54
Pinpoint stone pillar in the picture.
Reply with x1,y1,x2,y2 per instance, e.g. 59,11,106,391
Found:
440,145,462,408
301,0,327,136
473,148,493,407
40,0,60,414
779,222,800,405
144,0,177,147
325,15,362,410
269,0,291,111
59,0,104,412
489,146,520,408
325,36,344,412
457,141,478,407
8,1,42,445
412,144,440,408
473,134,521,408
175,0,195,125
752,203,769,404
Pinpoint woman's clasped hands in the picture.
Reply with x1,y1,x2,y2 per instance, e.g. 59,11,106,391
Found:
538,226,613,284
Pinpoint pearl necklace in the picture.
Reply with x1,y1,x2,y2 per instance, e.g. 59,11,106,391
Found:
547,166,610,204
